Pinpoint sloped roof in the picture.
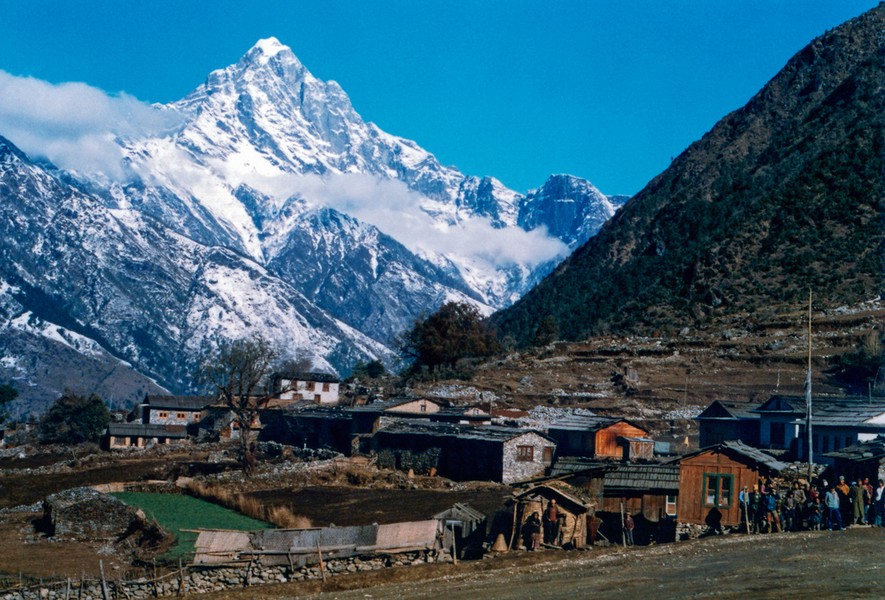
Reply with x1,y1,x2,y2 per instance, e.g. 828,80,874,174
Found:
823,435,885,461
106,423,187,438
547,414,648,435
377,419,554,443
274,371,340,384
432,503,487,523
514,483,591,513
350,397,446,413
679,440,788,473
696,400,760,421
603,463,680,492
548,456,607,477
145,395,213,411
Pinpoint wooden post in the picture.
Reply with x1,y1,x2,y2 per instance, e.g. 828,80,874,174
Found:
99,560,110,600
743,495,751,535
507,502,518,550
79,570,84,600
177,558,186,596
152,559,158,598
450,523,458,565
316,541,327,582
65,577,71,600
619,502,627,548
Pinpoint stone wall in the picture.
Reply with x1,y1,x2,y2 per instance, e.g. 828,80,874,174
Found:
0,550,448,599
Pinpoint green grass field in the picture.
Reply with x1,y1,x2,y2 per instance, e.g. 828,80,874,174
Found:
112,492,272,560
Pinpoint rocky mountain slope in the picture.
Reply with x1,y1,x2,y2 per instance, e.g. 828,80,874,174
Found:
0,39,622,416
0,136,388,416
492,5,884,344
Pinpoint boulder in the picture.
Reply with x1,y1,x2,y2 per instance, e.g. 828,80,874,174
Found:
43,487,144,540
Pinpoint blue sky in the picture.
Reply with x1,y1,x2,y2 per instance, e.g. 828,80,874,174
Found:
0,0,877,195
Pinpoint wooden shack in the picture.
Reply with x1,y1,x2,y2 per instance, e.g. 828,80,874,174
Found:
547,415,652,460
676,440,787,528
512,484,590,548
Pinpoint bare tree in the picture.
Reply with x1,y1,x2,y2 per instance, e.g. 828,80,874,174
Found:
199,335,281,474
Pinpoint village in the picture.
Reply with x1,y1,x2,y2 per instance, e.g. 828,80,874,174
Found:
1,359,884,599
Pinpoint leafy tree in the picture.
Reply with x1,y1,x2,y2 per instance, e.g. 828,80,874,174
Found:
533,315,560,347
399,302,500,376
198,335,283,474
350,359,387,380
0,383,17,423
38,393,110,444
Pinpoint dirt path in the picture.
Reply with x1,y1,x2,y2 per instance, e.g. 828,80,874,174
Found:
200,528,885,599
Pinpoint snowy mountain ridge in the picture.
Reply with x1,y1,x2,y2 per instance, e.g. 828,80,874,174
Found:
0,38,625,416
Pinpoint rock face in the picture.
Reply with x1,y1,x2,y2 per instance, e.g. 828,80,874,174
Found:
518,175,625,249
43,487,143,539
493,5,885,344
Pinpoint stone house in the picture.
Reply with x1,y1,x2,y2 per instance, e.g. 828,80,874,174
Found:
104,422,187,449
372,419,556,484
139,395,213,426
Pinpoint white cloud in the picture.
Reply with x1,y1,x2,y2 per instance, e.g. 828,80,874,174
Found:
0,71,182,179
237,171,568,269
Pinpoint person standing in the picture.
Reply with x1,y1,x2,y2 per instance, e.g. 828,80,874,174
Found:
542,499,560,545
874,479,885,527
836,476,851,526
850,481,866,525
623,512,635,546
826,486,843,531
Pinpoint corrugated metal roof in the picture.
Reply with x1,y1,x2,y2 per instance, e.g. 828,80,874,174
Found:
432,503,486,523
546,414,618,431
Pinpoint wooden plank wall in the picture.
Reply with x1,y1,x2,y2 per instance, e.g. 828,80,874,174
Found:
595,422,648,459
677,451,758,526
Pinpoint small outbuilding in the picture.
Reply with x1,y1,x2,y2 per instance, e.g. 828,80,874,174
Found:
546,415,653,460
512,484,591,548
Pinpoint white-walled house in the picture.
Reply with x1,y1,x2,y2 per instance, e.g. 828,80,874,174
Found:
272,372,340,404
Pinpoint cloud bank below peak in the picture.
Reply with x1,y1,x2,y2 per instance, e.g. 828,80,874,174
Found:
0,71,183,178
236,171,570,270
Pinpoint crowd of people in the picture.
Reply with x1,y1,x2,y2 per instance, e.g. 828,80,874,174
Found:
739,475,885,533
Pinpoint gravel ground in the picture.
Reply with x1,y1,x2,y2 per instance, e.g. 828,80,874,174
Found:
198,527,885,599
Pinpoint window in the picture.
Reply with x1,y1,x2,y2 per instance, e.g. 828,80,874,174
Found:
665,495,677,516
322,382,330,392
176,412,186,419
542,447,554,463
516,446,534,462
703,473,734,508
314,394,322,403
419,401,427,413
158,411,168,419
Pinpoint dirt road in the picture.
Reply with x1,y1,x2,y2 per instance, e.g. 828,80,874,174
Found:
204,527,884,599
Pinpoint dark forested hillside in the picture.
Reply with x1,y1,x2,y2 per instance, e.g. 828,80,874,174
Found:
492,6,884,344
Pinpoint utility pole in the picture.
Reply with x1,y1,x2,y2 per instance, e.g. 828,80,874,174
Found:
806,291,813,481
